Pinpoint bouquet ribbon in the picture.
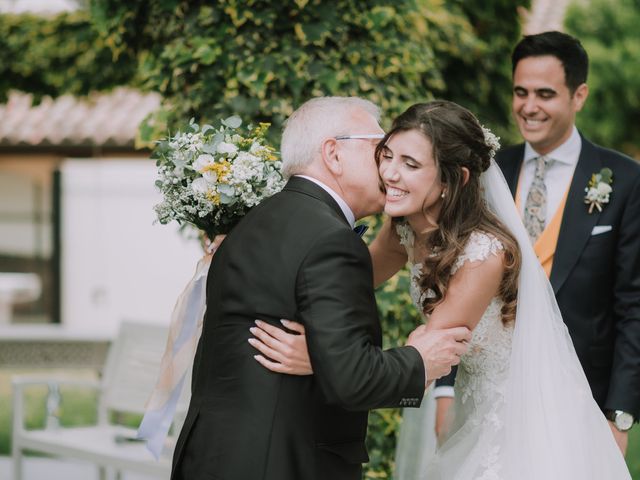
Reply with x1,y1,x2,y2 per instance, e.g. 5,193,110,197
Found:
137,255,211,459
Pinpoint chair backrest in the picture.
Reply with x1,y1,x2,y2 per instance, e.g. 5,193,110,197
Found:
99,321,191,419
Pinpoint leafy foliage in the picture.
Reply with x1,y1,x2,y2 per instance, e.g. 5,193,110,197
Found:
0,11,136,103
88,0,527,147
565,0,640,157
440,0,530,144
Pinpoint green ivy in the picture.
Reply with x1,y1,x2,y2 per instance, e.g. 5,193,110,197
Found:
88,0,527,148
566,0,640,157
0,12,137,103
440,0,530,144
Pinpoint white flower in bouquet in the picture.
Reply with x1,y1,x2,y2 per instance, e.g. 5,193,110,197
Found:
153,116,286,237
217,142,239,156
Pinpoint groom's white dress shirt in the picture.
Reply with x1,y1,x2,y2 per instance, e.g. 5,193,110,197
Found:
518,126,582,226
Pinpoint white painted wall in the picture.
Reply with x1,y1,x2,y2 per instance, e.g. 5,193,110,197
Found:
61,158,202,334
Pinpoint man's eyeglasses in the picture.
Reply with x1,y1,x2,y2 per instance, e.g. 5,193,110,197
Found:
334,134,386,141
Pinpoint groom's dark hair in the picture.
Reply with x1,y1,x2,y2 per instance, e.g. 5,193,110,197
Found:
512,31,589,94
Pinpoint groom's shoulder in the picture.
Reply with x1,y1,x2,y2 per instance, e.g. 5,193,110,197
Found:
583,138,640,176
495,143,525,167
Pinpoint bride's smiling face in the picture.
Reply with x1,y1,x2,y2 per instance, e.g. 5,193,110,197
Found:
378,129,444,229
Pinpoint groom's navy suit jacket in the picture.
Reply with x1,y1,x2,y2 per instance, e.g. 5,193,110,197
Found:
171,176,425,480
439,136,640,419
499,137,640,418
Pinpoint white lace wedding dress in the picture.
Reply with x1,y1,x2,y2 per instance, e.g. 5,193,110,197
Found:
393,218,630,480
396,222,514,479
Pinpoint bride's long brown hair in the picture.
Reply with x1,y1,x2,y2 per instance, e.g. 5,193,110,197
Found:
376,101,521,324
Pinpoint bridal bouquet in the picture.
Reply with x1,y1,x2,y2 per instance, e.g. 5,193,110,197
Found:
140,117,284,457
153,116,285,237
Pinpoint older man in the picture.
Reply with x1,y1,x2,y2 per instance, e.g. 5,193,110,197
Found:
171,97,470,480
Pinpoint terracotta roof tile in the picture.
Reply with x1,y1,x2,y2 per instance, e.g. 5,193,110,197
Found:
0,88,161,148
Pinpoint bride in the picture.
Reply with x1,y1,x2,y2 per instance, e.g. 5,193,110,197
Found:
249,100,631,478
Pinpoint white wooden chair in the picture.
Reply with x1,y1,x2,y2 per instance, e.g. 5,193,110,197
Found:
11,321,190,480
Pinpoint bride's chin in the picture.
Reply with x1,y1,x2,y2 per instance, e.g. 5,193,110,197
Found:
384,206,406,217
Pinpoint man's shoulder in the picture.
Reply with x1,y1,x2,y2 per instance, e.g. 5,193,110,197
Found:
579,138,640,196
583,137,640,174
495,143,525,166
253,187,354,243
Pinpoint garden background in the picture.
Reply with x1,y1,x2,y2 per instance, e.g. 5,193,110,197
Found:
0,0,638,478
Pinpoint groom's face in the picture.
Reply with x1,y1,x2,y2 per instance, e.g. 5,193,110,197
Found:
512,55,588,155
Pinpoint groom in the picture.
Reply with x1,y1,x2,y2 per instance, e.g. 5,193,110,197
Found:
498,31,640,452
171,97,471,480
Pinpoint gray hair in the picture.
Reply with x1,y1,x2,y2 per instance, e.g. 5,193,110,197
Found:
280,97,380,178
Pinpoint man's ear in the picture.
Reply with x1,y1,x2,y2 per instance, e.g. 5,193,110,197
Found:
572,83,589,112
461,167,470,186
321,138,343,175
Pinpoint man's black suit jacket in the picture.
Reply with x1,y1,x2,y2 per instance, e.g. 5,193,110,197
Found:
171,177,426,480
438,136,640,419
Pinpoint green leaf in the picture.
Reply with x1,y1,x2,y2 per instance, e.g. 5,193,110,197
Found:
218,184,235,195
600,167,613,183
202,143,217,154
222,115,242,129
212,132,224,146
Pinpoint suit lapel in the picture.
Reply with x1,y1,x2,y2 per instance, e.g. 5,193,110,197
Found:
550,137,602,294
497,145,525,197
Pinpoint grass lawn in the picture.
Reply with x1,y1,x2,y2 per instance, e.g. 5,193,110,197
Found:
0,369,100,454
1,369,639,477
629,426,640,478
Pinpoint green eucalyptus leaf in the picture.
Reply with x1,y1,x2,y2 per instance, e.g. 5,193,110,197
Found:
202,143,218,154
600,168,613,183
218,184,235,196
212,132,224,146
222,115,242,129
218,192,234,204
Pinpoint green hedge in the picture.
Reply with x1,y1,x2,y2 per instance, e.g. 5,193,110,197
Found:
0,12,136,104
565,0,640,157
89,0,527,147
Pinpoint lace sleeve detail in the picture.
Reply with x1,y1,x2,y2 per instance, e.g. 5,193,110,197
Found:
395,221,414,251
451,231,504,275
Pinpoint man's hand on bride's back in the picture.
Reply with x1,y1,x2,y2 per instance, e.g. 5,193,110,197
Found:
406,325,471,383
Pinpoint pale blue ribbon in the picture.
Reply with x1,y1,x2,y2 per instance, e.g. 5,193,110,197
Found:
137,255,211,459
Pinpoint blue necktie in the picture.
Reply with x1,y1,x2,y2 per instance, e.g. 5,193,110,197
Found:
353,224,368,237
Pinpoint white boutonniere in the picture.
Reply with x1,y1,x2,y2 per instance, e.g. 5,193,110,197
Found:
584,168,613,213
